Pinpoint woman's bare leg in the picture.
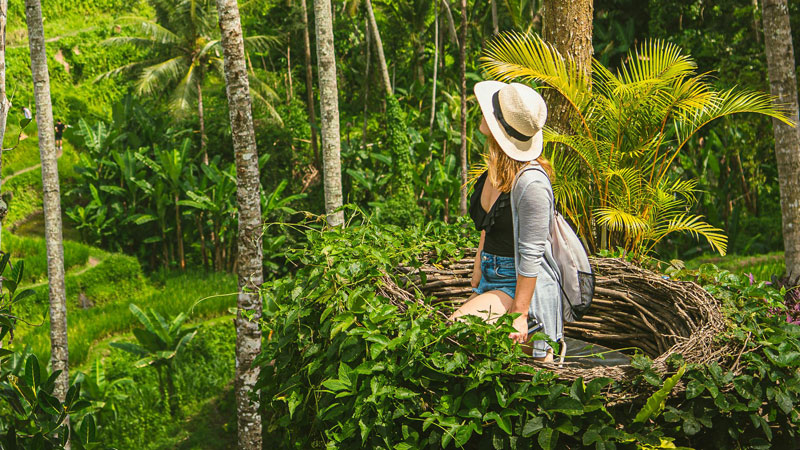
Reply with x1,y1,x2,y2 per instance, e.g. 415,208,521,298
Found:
451,291,554,362
449,290,513,323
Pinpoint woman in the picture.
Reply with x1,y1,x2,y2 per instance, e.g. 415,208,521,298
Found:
450,81,562,362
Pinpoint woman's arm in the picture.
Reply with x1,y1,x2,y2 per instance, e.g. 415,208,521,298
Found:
471,230,486,288
509,275,537,343
509,172,553,342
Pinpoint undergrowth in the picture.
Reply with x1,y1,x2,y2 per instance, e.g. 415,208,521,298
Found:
260,218,800,449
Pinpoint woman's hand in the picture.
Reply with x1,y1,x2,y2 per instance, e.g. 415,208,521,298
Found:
509,313,528,344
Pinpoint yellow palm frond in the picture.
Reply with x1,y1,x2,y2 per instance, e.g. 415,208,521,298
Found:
617,40,697,85
481,32,592,114
594,206,650,234
647,214,727,256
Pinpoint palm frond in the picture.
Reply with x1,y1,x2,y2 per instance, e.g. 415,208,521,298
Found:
594,206,650,234
100,36,159,49
94,58,162,83
117,16,182,44
136,56,188,96
481,32,592,114
249,74,283,125
617,40,697,85
244,35,281,53
665,88,793,179
169,61,199,113
647,214,727,256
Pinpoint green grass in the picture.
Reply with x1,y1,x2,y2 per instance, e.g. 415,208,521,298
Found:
89,318,237,449
685,251,786,282
15,269,237,367
3,232,103,284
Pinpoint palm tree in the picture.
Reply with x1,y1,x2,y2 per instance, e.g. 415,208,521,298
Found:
762,0,800,280
97,0,278,165
215,0,265,447
24,0,71,420
481,34,791,258
110,304,198,417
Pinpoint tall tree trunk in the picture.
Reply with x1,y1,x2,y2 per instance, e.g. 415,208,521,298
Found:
25,0,70,440
365,0,391,97
196,213,208,271
300,0,320,168
314,0,344,227
362,17,371,150
458,0,468,216
0,0,10,285
198,81,209,165
215,1,265,448
762,0,800,280
429,0,439,131
541,0,593,133
286,46,293,102
174,194,185,271
491,0,499,35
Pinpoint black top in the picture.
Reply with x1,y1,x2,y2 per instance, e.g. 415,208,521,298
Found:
55,123,65,138
469,171,514,257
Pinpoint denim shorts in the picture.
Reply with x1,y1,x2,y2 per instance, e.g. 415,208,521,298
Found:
473,251,517,300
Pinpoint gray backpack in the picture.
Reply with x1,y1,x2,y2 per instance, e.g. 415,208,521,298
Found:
516,165,594,322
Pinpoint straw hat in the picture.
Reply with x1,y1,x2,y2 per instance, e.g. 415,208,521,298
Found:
474,81,547,162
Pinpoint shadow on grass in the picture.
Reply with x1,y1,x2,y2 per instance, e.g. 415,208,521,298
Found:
173,383,237,450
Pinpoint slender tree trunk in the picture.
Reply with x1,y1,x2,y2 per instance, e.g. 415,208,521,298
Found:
215,0,265,448
198,81,209,166
365,0,391,97
491,0,499,35
762,0,800,280
196,213,208,271
300,0,320,168
0,0,10,284
162,228,169,270
166,367,178,417
156,366,167,412
541,0,593,133
429,0,439,131
213,219,222,271
314,0,344,227
362,18,371,150
286,46,293,102
25,0,69,444
175,194,185,271
458,0,468,216
441,0,459,46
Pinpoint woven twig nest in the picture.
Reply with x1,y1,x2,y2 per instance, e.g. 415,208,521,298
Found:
384,248,740,394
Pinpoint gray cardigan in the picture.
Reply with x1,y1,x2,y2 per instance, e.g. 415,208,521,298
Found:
510,164,563,357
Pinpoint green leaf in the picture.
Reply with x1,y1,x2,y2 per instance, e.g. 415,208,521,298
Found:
485,412,512,435
634,364,686,423
522,416,544,437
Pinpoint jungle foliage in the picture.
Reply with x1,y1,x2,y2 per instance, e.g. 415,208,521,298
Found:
260,218,800,449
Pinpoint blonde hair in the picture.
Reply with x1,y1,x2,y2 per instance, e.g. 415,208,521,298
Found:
487,135,554,193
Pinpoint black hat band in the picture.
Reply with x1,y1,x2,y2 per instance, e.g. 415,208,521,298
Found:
492,91,533,142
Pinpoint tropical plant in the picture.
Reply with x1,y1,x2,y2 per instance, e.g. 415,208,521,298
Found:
73,359,134,425
481,33,792,258
96,0,280,164
109,303,198,417
0,256,99,449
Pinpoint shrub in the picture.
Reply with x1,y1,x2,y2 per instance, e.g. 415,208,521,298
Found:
260,221,800,449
